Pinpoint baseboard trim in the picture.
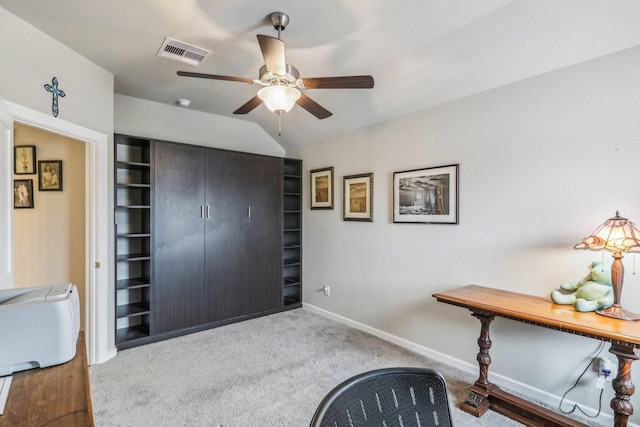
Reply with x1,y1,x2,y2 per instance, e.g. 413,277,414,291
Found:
303,303,626,427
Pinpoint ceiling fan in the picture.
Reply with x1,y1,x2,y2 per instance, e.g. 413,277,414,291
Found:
177,12,374,134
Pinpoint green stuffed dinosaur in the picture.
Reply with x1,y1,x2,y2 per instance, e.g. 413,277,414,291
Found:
551,261,613,312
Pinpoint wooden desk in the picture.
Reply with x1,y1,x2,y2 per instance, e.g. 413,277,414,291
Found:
0,331,94,427
433,285,640,427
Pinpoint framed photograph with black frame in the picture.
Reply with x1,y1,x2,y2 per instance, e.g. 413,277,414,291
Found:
38,160,63,191
343,172,373,222
310,167,334,209
14,145,36,174
393,164,458,224
14,179,34,209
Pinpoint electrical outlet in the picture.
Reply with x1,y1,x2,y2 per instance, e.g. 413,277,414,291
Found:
596,357,614,382
323,285,330,296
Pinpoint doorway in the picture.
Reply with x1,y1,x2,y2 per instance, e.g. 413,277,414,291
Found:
4,100,114,365
13,122,87,329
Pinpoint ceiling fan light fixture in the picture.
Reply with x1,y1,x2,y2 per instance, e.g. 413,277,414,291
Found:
258,85,301,115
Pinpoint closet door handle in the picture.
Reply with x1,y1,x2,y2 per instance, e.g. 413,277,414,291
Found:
247,206,251,218
206,205,210,218
200,205,204,218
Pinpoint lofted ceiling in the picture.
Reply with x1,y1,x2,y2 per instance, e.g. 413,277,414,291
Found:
2,0,640,151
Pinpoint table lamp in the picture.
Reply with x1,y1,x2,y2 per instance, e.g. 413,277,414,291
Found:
574,211,640,320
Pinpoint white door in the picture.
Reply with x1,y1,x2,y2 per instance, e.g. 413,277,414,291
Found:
0,97,13,289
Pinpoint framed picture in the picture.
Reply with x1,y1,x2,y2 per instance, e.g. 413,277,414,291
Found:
38,160,63,191
343,173,373,222
14,145,36,174
14,179,34,209
310,167,334,209
393,164,459,224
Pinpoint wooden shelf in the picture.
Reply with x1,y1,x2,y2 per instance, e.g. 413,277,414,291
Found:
116,325,150,343
116,161,150,170
116,277,151,290
116,302,150,318
116,182,150,188
115,134,153,348
116,205,151,209
116,253,151,262
117,233,151,238
282,159,302,306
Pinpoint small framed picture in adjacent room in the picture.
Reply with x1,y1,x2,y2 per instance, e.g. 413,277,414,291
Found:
38,160,63,191
14,179,34,209
343,173,373,222
310,167,334,210
14,145,36,174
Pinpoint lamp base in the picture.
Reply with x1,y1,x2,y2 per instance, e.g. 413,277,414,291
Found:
596,304,640,321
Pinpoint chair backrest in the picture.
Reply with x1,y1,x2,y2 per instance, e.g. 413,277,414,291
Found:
309,367,453,427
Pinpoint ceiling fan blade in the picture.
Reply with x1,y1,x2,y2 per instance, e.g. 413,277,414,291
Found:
302,75,374,89
257,35,287,76
177,71,254,84
296,93,332,120
233,96,263,115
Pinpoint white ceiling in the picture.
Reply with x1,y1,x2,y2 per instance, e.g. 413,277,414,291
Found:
2,0,640,151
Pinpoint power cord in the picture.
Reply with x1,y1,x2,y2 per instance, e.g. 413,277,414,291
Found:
558,341,609,418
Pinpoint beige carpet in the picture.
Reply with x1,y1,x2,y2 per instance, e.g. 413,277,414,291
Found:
89,308,598,426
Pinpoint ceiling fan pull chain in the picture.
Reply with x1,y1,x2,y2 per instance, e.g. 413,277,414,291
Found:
278,115,282,136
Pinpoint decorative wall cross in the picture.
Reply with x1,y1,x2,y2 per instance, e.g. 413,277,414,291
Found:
44,77,66,117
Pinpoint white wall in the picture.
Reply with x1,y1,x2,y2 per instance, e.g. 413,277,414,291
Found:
0,6,285,364
297,46,640,424
115,95,284,158
0,6,116,359
0,8,114,137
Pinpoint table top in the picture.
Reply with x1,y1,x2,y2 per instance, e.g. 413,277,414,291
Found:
433,285,640,346
0,331,93,427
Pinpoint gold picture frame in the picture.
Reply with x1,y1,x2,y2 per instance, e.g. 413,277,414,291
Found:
14,179,34,208
14,145,36,174
310,167,334,210
38,160,63,191
343,173,373,222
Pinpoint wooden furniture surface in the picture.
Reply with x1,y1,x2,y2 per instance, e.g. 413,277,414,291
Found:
0,332,93,427
434,285,640,427
202,149,282,322
434,285,640,343
116,133,302,350
153,140,206,333
146,138,291,347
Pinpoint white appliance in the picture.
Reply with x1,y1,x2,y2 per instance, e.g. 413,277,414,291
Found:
0,284,80,376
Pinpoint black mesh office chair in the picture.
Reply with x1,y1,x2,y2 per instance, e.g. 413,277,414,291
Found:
309,367,453,427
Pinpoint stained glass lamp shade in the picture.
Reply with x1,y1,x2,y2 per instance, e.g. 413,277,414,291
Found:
574,211,640,320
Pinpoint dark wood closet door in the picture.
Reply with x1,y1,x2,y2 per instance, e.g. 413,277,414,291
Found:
203,149,255,322
153,142,206,333
249,155,282,313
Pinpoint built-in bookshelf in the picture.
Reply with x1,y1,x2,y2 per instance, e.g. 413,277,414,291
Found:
283,159,302,306
114,134,153,348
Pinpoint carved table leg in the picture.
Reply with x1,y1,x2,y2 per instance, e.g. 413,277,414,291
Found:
609,343,640,427
460,309,496,417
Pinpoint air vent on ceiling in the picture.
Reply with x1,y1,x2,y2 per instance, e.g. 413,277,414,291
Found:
157,37,211,66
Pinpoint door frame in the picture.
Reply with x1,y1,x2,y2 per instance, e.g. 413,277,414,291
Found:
0,98,12,288
4,100,115,365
